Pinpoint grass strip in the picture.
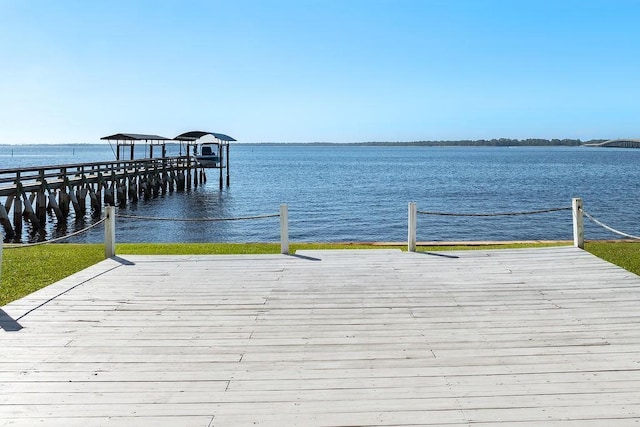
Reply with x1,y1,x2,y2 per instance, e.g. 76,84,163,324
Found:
584,241,640,275
1,244,104,306
1,241,638,307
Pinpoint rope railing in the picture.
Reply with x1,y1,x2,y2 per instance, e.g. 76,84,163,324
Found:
107,205,290,255
417,206,571,217
0,204,289,270
1,199,636,271
408,199,592,251
3,217,107,249
581,209,640,240
115,213,280,222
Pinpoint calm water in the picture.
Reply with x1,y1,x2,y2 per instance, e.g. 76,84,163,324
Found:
0,144,638,243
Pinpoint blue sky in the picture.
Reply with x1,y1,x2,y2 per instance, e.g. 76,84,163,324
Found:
0,0,638,143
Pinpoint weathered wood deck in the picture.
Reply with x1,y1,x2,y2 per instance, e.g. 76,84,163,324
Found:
2,247,640,426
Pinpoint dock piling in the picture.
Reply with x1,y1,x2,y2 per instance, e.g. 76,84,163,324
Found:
13,197,22,237
0,204,14,240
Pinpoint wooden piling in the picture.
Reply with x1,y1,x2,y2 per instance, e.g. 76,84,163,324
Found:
0,204,14,240
78,187,88,214
13,196,22,238
89,185,101,217
104,185,114,206
5,195,14,217
46,188,65,222
226,143,230,186
96,182,103,216
128,177,138,201
20,188,40,229
117,180,127,206
169,171,176,192
36,189,47,226
219,160,223,188
177,171,185,191
58,189,70,217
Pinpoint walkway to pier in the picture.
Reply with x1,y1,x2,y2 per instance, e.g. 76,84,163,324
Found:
2,247,640,426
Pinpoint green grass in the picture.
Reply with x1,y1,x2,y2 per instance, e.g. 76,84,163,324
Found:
1,241,638,307
1,244,104,306
584,241,640,276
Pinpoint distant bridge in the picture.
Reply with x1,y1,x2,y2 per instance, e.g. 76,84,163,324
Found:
585,139,640,148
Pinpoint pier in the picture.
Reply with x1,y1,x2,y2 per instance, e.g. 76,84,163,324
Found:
2,247,640,425
0,131,233,242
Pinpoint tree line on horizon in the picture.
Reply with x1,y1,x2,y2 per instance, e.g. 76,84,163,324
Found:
352,138,605,147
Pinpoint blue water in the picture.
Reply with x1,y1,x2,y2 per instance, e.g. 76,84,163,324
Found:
0,144,639,243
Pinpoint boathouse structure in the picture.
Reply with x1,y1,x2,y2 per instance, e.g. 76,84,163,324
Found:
173,131,235,187
0,131,234,242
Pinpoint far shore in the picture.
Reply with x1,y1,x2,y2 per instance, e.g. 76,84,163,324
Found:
0,138,606,147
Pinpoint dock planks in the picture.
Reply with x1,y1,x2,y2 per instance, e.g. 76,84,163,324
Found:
2,247,640,425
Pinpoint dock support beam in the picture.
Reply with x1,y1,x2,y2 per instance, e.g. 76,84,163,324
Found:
13,197,22,238
0,204,14,241
21,190,40,229
572,198,584,249
226,143,230,187
105,206,116,258
280,204,289,255
219,161,223,189
408,202,417,252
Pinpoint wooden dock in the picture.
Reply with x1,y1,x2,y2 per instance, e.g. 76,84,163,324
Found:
0,157,203,241
2,247,640,426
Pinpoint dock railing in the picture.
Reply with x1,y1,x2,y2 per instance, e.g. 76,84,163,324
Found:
105,204,289,256
0,204,287,283
2,198,640,284
407,197,640,251
0,157,192,197
0,156,205,241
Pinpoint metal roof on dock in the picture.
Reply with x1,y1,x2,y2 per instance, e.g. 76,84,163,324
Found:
100,133,170,141
174,131,236,142
101,132,237,143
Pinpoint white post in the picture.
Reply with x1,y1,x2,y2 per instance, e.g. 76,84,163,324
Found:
408,202,417,252
572,198,584,249
280,204,289,255
0,236,3,284
105,206,116,258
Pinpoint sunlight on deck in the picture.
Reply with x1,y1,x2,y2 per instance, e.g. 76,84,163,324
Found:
2,247,640,426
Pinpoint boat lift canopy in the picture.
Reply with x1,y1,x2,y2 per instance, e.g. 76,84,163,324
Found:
101,133,171,160
173,131,236,143
100,130,233,185
100,133,170,144
101,131,236,161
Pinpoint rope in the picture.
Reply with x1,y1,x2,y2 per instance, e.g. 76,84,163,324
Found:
581,209,640,240
115,213,280,222
416,206,571,217
3,217,107,248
